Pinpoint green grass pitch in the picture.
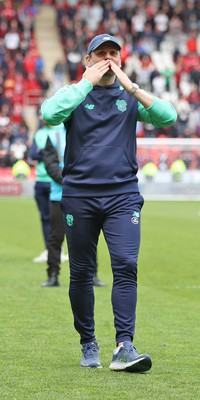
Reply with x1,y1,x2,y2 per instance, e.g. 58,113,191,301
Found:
0,197,200,399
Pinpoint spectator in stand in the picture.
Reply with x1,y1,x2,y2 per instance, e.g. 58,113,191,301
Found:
190,65,200,87
0,50,10,80
4,19,20,58
184,0,199,32
9,138,27,165
153,7,169,37
0,18,8,40
118,18,129,41
35,96,47,129
0,120,13,167
87,0,103,32
24,72,42,106
104,10,119,35
10,102,24,125
151,70,166,97
12,72,25,103
171,11,184,33
186,28,198,54
65,37,82,82
174,53,184,90
187,84,200,108
37,71,50,96
19,31,30,56
53,58,66,91
162,66,175,92
136,53,154,92
54,0,66,27
0,142,10,167
14,51,25,75
13,122,29,143
0,37,5,64
0,103,10,127
112,0,127,11
12,158,30,180
140,22,157,54
119,36,132,69
187,104,200,138
23,1,38,19
131,8,146,40
123,50,140,82
23,49,37,75
35,54,45,75
175,93,191,137
1,0,16,21
58,14,74,48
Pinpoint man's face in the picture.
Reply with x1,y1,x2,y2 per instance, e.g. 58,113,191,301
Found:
86,43,121,77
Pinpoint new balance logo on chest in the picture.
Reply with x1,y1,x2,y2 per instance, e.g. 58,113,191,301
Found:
85,104,95,110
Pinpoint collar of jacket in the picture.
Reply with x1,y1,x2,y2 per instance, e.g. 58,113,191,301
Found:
93,79,120,90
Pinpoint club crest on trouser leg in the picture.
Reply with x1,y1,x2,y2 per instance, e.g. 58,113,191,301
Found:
66,214,74,227
131,211,140,224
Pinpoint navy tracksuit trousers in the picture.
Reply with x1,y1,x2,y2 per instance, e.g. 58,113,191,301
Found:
61,192,144,345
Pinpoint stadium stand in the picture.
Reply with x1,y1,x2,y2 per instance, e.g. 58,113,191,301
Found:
0,0,200,171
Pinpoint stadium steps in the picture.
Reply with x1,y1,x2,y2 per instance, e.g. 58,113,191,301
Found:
34,4,65,80
25,5,65,137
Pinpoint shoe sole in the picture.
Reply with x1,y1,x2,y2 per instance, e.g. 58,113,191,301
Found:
41,283,60,287
80,364,102,368
110,355,152,373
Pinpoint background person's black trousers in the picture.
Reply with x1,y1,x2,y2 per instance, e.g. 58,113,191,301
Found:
34,181,51,249
47,201,65,276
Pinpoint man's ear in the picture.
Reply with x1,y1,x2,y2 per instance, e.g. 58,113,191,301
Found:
85,55,92,67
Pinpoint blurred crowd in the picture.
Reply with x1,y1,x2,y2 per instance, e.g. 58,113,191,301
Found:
0,0,200,168
0,0,50,167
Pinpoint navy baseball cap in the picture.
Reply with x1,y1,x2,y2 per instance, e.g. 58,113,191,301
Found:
87,34,121,55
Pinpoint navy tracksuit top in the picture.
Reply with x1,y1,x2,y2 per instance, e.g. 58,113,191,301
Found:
62,80,139,197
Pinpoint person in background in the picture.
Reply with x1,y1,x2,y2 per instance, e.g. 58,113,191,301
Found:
28,121,51,263
28,121,68,265
42,122,68,287
142,162,158,181
170,159,186,182
12,159,30,179
41,34,177,372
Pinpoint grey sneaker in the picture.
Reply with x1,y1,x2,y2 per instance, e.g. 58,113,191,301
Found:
80,341,102,368
109,341,152,372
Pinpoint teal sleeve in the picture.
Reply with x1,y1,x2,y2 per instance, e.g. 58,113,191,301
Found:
137,96,177,127
41,78,93,126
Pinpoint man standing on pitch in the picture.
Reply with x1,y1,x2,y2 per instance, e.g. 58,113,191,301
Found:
41,34,177,372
